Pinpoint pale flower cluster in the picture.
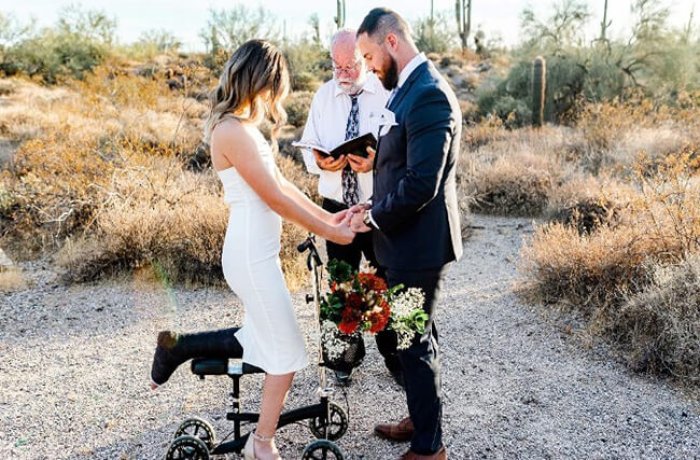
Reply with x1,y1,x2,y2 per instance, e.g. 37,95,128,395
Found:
392,288,425,318
393,321,415,350
320,320,348,361
391,287,426,350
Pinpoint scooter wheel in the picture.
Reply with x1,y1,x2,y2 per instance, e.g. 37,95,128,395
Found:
301,439,344,460
309,401,348,440
174,417,216,450
165,435,210,460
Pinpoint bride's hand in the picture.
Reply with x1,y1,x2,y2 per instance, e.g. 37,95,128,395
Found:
330,220,355,245
330,209,349,225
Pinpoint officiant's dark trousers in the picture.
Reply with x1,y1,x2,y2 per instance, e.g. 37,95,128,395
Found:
386,265,447,456
322,198,401,375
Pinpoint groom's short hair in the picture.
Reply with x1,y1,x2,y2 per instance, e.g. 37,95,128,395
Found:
357,8,412,43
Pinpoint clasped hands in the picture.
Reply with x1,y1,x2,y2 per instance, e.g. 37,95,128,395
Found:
330,202,372,235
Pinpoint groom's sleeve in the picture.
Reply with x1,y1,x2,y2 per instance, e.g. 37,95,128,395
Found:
371,86,455,233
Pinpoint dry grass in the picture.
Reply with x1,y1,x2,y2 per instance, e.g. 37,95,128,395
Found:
462,125,571,216
519,152,700,381
0,71,321,290
613,254,700,381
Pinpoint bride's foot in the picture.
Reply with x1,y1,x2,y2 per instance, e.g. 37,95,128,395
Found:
243,431,281,460
149,330,184,389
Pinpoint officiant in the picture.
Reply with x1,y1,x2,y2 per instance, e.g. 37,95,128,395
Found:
300,28,401,386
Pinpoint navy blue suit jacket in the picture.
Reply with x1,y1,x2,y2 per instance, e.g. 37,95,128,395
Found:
370,60,463,270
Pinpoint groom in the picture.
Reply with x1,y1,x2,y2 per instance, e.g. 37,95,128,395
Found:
348,8,463,460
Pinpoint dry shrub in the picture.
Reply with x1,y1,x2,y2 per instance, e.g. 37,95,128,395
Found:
613,254,700,381
55,157,223,282
470,154,552,216
576,97,700,175
463,117,510,150
56,153,315,290
546,174,640,234
519,153,700,340
454,155,474,236
463,125,584,217
0,74,325,289
3,136,112,249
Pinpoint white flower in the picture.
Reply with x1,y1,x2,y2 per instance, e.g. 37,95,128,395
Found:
392,321,415,350
392,288,425,319
359,260,377,274
320,320,349,360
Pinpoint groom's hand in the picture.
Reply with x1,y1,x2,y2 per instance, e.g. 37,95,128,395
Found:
350,211,371,233
348,203,370,215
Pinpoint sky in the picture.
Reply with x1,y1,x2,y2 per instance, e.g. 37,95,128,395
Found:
1,0,697,52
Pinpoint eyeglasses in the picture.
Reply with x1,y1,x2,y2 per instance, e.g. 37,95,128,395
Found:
332,61,362,74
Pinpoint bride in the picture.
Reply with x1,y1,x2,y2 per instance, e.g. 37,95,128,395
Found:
150,39,355,460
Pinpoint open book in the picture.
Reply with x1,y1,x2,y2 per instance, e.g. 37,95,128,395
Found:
292,132,377,160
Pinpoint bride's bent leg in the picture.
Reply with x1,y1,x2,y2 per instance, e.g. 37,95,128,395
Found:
246,372,294,460
149,328,243,389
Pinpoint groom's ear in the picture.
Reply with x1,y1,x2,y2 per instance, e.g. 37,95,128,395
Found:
385,32,399,52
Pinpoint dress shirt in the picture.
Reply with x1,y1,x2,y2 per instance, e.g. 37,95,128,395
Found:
396,53,428,90
300,73,390,203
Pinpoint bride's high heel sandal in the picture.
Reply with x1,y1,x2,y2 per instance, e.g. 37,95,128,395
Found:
243,431,279,460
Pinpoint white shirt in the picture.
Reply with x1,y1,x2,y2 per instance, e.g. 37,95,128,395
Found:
300,73,390,203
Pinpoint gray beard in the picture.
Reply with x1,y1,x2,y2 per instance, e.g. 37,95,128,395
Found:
335,76,366,96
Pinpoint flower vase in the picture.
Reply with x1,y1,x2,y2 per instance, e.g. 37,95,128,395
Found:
322,331,366,373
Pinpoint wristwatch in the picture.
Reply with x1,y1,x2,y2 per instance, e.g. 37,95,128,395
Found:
362,209,373,228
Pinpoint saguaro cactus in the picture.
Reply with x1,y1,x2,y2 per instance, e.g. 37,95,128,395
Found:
600,0,611,41
335,0,346,29
455,0,472,53
532,56,546,127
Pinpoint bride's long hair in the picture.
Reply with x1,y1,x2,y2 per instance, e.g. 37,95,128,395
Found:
203,39,289,149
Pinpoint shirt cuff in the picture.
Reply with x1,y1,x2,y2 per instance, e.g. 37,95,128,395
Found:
368,209,380,231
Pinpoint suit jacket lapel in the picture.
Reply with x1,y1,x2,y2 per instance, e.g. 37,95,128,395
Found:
375,62,427,168
387,61,428,112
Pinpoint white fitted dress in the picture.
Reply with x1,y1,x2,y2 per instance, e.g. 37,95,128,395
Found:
217,125,309,375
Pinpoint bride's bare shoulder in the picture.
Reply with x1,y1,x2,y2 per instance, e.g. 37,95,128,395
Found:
212,116,250,141
211,118,257,153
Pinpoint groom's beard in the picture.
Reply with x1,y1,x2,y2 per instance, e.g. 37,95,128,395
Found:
378,56,399,91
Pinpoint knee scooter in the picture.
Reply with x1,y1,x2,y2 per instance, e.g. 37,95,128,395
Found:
164,236,347,459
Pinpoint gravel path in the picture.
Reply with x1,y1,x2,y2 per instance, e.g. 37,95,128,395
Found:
1,215,698,459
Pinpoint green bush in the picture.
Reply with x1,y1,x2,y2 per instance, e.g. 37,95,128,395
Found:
283,40,330,90
413,12,457,54
2,31,107,83
0,7,113,83
284,91,314,128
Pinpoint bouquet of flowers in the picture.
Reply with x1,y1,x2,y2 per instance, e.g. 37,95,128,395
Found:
319,259,429,371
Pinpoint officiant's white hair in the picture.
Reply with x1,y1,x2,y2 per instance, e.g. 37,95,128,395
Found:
330,28,358,52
